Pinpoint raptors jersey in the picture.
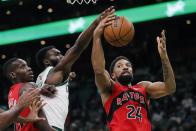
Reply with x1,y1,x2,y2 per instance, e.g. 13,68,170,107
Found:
104,83,151,131
8,83,39,131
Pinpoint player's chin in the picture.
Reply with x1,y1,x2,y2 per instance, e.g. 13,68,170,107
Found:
27,75,34,82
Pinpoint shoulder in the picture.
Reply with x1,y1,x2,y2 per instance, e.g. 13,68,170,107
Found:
137,81,152,88
19,82,37,96
37,67,53,82
41,66,53,75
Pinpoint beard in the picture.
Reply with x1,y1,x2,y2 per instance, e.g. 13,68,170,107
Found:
117,74,133,86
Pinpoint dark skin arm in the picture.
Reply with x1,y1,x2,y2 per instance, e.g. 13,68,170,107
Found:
19,83,54,131
16,98,46,123
92,12,116,105
0,105,22,130
45,6,115,85
0,88,40,130
138,30,176,99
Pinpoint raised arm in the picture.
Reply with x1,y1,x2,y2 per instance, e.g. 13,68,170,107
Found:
92,12,115,100
139,30,176,99
0,88,40,130
46,7,115,85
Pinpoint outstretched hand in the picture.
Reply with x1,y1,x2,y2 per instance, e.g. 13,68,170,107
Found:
156,30,168,58
24,98,46,122
94,11,116,37
96,6,115,23
18,88,40,109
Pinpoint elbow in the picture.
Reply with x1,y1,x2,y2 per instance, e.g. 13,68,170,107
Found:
170,88,176,94
171,84,176,93
168,83,176,94
93,67,105,75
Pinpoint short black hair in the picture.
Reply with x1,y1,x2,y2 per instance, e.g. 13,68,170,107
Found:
109,56,131,74
36,46,55,69
3,57,18,80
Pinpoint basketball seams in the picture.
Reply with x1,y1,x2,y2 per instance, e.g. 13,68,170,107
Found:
103,16,134,47
110,28,131,42
119,28,132,41
119,16,124,40
111,21,123,46
104,27,115,42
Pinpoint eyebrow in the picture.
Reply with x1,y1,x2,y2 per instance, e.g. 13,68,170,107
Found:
116,63,122,66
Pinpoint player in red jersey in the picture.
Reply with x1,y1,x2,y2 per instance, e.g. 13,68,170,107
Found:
91,15,176,131
3,58,55,131
0,88,44,130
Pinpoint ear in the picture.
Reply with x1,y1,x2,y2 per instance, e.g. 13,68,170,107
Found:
9,72,16,80
43,59,50,66
111,73,115,80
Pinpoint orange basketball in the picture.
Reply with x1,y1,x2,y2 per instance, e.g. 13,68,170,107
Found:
104,16,134,47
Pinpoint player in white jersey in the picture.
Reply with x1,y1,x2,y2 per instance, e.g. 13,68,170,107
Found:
35,6,115,131
36,66,69,130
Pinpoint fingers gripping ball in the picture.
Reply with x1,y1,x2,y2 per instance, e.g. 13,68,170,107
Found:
104,16,135,47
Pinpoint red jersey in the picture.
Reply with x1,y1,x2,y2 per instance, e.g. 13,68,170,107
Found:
104,83,151,131
8,83,39,131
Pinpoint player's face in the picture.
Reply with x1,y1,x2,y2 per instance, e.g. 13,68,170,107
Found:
112,59,133,85
46,48,63,66
11,59,34,82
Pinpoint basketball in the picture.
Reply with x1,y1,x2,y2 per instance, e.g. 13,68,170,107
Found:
104,16,135,47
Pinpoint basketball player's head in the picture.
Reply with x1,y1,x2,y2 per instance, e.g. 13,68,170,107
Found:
36,46,63,69
110,56,133,86
3,58,34,83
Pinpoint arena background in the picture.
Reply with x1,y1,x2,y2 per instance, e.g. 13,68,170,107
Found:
0,0,196,130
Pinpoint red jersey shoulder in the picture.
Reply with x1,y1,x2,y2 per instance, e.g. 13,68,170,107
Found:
131,84,147,95
8,84,22,108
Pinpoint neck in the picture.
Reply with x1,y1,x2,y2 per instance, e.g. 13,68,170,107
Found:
45,64,50,68
117,81,132,87
12,80,21,84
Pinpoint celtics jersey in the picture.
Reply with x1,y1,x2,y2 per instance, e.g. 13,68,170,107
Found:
36,66,69,130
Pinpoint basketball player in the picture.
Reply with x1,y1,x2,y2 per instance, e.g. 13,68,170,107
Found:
0,88,43,130
91,15,176,131
35,6,115,131
3,58,55,131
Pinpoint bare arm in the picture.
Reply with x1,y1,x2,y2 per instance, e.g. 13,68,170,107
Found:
0,88,40,130
92,35,112,93
19,83,54,131
33,110,54,131
0,105,22,130
92,12,116,104
16,98,46,123
139,30,176,99
45,6,115,85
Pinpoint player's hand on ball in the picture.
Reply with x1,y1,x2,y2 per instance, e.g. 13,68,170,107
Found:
96,6,115,23
94,13,116,37
156,30,168,58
